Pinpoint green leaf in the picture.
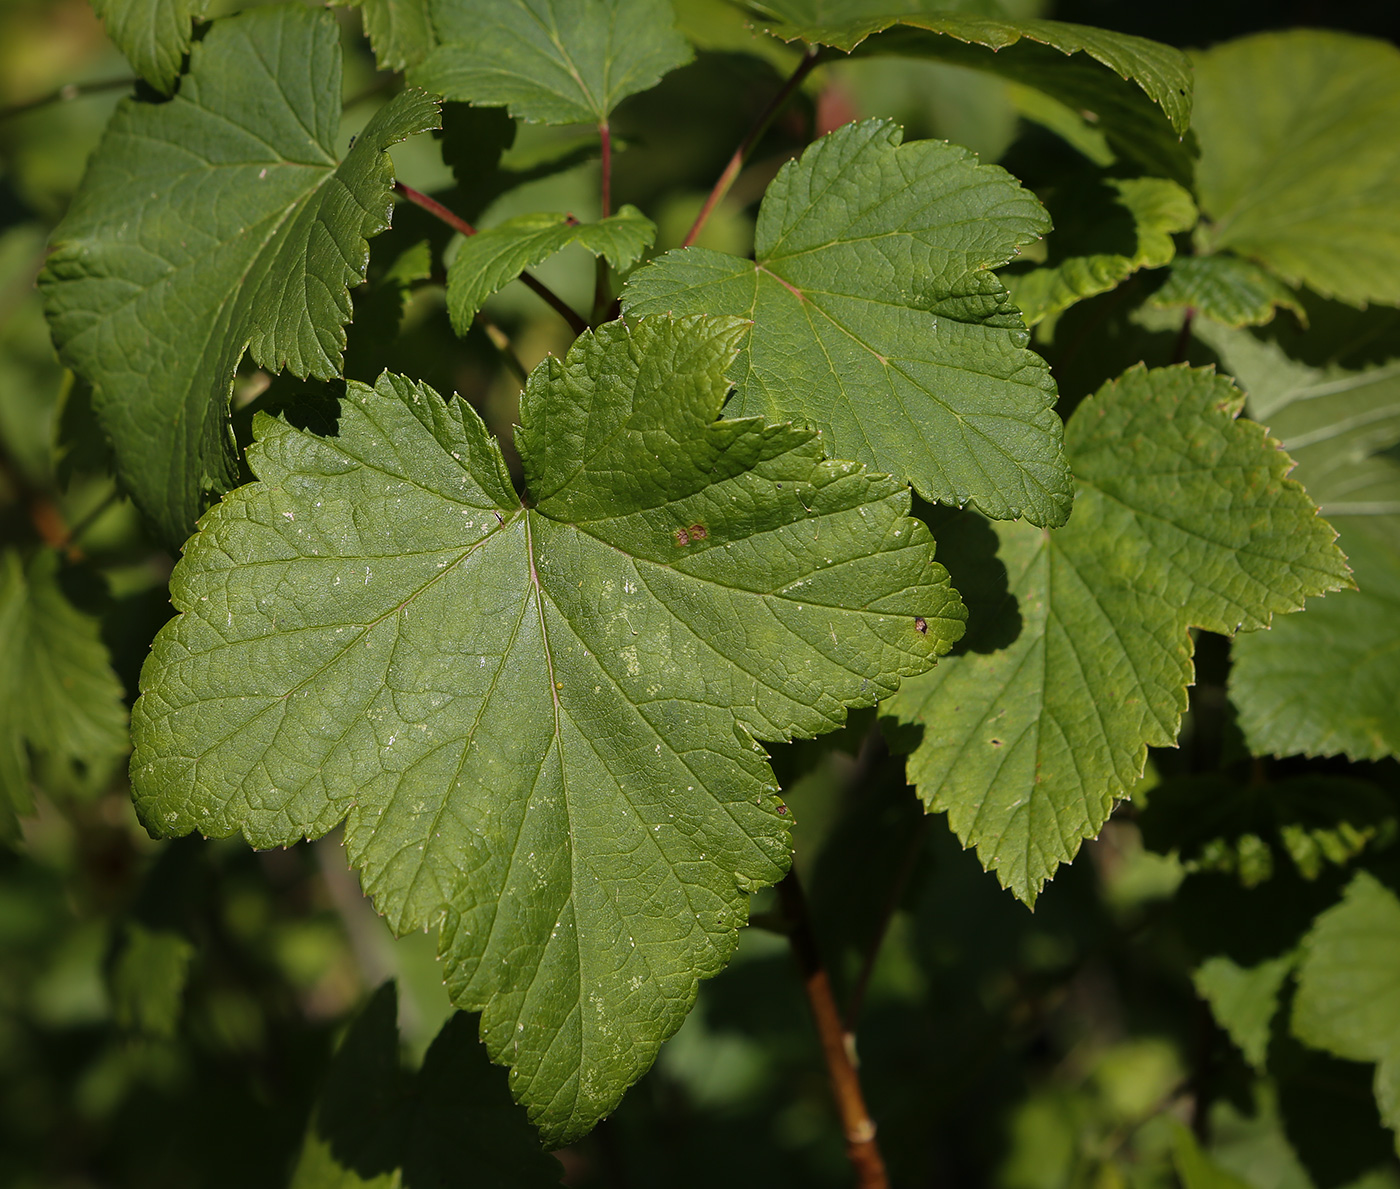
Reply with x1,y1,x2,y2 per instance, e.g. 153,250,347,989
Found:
0,548,129,842
90,0,210,94
345,0,435,72
625,119,1071,528
1171,1122,1258,1189
447,206,655,333
1192,30,1400,308
1293,871,1400,1150
1005,175,1195,328
1203,321,1400,762
1193,953,1296,1070
130,315,965,1143
412,0,693,125
109,921,195,1038
749,7,1194,181
291,983,562,1188
1150,255,1304,330
39,6,441,547
881,366,1351,902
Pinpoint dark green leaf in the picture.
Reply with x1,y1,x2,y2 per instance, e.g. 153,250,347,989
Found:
130,315,965,1143
882,366,1350,902
346,0,435,72
40,6,440,546
412,0,693,125
625,118,1072,527
90,0,210,94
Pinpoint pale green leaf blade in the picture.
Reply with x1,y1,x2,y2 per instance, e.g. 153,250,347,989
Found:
0,548,129,840
412,0,693,124
131,316,965,1143
1204,322,1400,761
291,984,562,1188
346,0,435,71
447,205,655,332
90,0,211,94
1172,1122,1258,1189
624,119,1072,528
882,366,1351,901
1150,255,1304,329
1193,31,1400,308
1006,175,1195,327
109,922,195,1038
1292,871,1400,1149
1193,953,1295,1070
39,6,441,546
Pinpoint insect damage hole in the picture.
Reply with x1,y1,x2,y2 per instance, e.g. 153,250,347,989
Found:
914,616,928,634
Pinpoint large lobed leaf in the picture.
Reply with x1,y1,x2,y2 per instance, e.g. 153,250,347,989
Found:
625,118,1072,528
412,0,693,125
1192,30,1400,308
131,314,965,1143
1292,871,1400,1152
90,0,210,94
882,366,1350,903
0,549,129,842
1202,320,1400,762
40,6,440,547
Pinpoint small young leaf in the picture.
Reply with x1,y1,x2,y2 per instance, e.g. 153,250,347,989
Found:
412,0,693,125
0,549,128,841
1150,255,1303,330
882,366,1351,903
109,921,195,1038
345,0,435,72
39,6,440,546
447,207,655,333
1194,953,1296,1071
1193,30,1400,308
290,983,562,1187
625,118,1072,528
90,0,210,94
1005,175,1195,327
1292,871,1400,1149
131,314,965,1143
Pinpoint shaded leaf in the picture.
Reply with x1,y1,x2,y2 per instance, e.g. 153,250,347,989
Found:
412,0,693,125
90,0,210,94
346,0,435,72
447,206,654,332
1203,321,1400,762
625,118,1071,527
290,983,562,1188
882,366,1350,902
130,315,965,1143
750,6,1194,181
1193,31,1400,308
1193,953,1295,1070
1150,255,1303,330
109,921,195,1038
1172,1122,1258,1189
1006,174,1195,327
0,549,128,841
39,6,440,546
1292,871,1400,1151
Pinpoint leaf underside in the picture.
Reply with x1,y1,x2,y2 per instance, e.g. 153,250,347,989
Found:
882,365,1350,904
39,6,440,546
624,118,1072,528
131,315,965,1144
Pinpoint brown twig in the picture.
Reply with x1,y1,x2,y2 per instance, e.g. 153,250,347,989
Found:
0,76,134,122
393,182,588,336
682,46,821,249
778,869,890,1189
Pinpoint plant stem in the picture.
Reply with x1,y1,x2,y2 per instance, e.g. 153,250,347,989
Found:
593,121,614,323
0,77,133,122
1172,307,1196,365
393,182,589,336
479,315,530,386
60,488,122,553
599,121,613,220
778,868,890,1189
683,46,820,249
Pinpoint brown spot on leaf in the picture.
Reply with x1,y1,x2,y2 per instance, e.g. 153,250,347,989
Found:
675,527,690,547
914,616,928,634
689,523,707,541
